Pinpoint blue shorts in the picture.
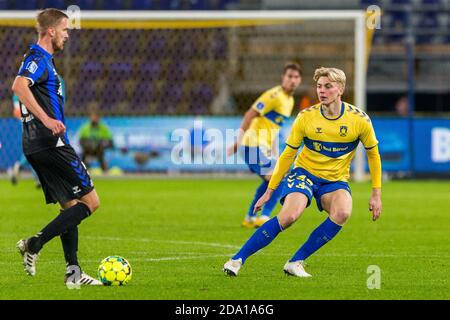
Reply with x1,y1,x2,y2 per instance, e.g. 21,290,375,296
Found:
280,167,351,211
241,146,275,178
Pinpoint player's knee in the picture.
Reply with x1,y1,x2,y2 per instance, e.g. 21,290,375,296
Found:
330,210,351,225
278,211,300,229
83,195,100,213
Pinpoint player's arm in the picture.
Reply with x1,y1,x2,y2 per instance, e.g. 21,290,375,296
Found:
253,114,304,213
11,76,65,135
360,116,382,221
366,145,382,221
227,108,259,156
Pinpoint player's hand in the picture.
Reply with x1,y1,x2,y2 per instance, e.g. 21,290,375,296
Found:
253,189,274,214
369,189,382,221
226,143,238,157
44,117,66,136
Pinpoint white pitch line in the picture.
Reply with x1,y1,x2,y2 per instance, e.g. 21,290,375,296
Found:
1,253,234,265
83,235,241,250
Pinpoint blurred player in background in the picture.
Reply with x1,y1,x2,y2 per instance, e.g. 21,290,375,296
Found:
12,8,101,286
79,109,114,173
227,62,302,228
224,67,382,277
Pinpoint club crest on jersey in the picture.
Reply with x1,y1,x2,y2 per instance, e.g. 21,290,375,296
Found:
339,126,348,137
26,61,38,74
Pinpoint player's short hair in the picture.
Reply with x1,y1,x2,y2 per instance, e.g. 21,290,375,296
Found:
36,8,68,36
313,67,346,89
283,62,302,76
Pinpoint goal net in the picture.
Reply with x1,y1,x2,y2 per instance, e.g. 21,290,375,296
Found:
0,10,368,178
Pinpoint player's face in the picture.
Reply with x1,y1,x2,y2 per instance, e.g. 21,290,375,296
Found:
281,69,301,94
51,18,69,52
316,77,343,106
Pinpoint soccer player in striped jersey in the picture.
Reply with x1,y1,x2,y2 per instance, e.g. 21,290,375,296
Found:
12,8,101,286
227,63,302,228
224,67,382,277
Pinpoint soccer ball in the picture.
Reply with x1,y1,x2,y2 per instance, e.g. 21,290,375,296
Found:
97,255,132,286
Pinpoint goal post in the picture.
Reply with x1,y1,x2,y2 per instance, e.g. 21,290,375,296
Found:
0,10,368,180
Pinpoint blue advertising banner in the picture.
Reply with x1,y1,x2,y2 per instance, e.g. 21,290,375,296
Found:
413,119,450,172
1,117,449,173
371,118,410,172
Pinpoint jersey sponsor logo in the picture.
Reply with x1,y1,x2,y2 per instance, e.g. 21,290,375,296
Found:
304,137,359,158
313,142,323,152
256,102,265,110
26,61,38,74
339,126,348,137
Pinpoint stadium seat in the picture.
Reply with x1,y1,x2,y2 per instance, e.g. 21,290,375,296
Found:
390,0,411,5
109,62,133,80
189,83,213,115
74,0,98,10
131,82,155,112
81,61,104,81
421,0,441,5
12,0,38,10
130,0,156,10
139,62,162,81
143,36,167,59
416,12,439,44
102,0,125,10
45,0,68,9
167,62,190,81
189,0,208,10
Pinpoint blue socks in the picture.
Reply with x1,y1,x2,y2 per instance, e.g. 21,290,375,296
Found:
233,217,283,263
290,217,342,262
246,180,268,218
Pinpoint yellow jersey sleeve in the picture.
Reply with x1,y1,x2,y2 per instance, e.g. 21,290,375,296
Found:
359,116,378,149
251,90,278,116
268,145,298,190
366,145,382,188
285,113,306,149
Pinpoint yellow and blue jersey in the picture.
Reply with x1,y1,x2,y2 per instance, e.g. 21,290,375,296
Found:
242,85,295,150
286,102,378,182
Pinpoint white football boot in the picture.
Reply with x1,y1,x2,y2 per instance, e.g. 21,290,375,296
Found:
283,260,312,277
65,265,102,288
16,239,40,276
223,258,243,276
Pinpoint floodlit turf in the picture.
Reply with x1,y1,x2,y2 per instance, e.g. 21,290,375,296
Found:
1,177,449,300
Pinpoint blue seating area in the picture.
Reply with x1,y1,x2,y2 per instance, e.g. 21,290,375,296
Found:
1,0,239,10
361,0,450,44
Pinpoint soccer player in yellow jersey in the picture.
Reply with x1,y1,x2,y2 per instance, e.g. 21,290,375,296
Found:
224,67,382,277
227,63,302,228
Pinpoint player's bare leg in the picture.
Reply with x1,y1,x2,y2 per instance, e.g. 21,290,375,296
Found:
225,193,307,276
285,189,351,277
320,189,353,225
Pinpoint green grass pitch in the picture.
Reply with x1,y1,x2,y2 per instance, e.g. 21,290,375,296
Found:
1,178,449,300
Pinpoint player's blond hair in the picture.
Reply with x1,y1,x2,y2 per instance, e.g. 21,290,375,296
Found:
313,67,346,90
36,8,68,37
